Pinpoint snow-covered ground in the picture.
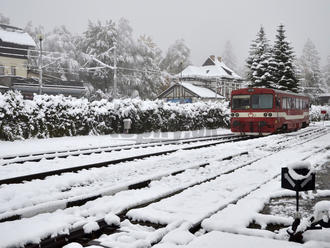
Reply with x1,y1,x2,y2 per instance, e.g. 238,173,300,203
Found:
0,123,329,248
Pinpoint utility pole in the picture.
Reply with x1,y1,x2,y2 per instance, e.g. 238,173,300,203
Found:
113,42,117,98
38,34,43,95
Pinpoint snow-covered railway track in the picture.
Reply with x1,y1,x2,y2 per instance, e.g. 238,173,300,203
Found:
53,128,330,248
0,151,250,223
0,133,236,166
0,135,252,185
2,128,321,221
8,152,263,248
0,127,328,248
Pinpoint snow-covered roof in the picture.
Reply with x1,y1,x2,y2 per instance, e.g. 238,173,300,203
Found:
319,93,330,97
0,24,36,47
180,56,242,80
180,82,224,98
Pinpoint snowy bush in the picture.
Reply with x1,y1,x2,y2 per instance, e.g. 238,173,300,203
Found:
0,91,230,141
310,105,330,122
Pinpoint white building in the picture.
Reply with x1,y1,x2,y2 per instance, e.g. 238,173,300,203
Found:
179,55,244,100
0,24,36,78
158,55,245,102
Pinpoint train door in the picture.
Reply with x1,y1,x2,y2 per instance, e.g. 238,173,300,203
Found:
275,94,280,129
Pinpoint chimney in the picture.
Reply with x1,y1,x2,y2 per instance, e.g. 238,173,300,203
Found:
217,56,222,62
210,55,215,61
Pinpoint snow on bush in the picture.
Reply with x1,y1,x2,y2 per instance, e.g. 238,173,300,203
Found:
0,91,230,141
310,105,330,122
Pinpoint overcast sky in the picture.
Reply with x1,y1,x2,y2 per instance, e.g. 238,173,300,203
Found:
2,0,330,67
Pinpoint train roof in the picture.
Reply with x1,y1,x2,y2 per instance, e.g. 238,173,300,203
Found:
232,88,309,98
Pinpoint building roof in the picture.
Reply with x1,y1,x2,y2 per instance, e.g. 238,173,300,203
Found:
0,24,36,47
180,55,242,80
180,82,223,98
158,82,224,99
319,93,330,97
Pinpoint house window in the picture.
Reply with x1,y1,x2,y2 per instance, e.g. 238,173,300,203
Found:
0,65,4,75
11,66,16,76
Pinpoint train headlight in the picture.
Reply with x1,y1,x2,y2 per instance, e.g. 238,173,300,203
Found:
231,113,235,117
235,113,239,117
268,113,272,117
263,113,267,117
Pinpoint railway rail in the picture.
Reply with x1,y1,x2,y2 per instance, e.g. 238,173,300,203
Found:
0,134,252,185
1,126,328,248
0,133,237,166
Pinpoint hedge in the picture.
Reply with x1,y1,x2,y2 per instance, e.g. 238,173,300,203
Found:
0,91,230,141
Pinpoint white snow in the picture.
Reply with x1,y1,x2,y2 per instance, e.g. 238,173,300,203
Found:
314,201,330,223
287,161,314,180
83,221,100,234
179,82,223,98
0,128,230,158
104,213,120,226
0,124,329,247
0,26,36,47
180,56,242,80
161,229,195,245
173,231,303,248
126,132,329,226
63,243,83,248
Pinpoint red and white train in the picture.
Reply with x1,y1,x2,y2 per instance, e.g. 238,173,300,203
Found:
230,88,310,135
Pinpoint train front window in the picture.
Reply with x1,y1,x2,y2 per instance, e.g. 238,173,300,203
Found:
232,95,250,109
251,94,273,109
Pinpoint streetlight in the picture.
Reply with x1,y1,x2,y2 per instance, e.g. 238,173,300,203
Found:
113,42,117,98
37,34,43,95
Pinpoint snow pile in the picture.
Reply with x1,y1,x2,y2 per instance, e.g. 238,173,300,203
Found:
310,105,330,122
313,201,330,223
104,213,121,226
63,243,83,248
287,161,314,180
161,229,195,245
83,221,100,234
0,91,230,141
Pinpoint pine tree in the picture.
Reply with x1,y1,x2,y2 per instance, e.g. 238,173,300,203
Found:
269,24,298,92
299,39,322,95
246,26,272,88
222,41,237,72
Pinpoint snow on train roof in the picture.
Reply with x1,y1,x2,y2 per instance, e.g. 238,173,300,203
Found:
180,56,242,80
0,24,36,47
232,87,310,97
180,82,224,98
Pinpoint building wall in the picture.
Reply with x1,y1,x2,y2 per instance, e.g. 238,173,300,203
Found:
0,56,28,78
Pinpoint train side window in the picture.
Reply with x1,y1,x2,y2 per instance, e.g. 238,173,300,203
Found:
295,98,299,110
0,64,4,75
288,97,293,109
282,97,287,109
